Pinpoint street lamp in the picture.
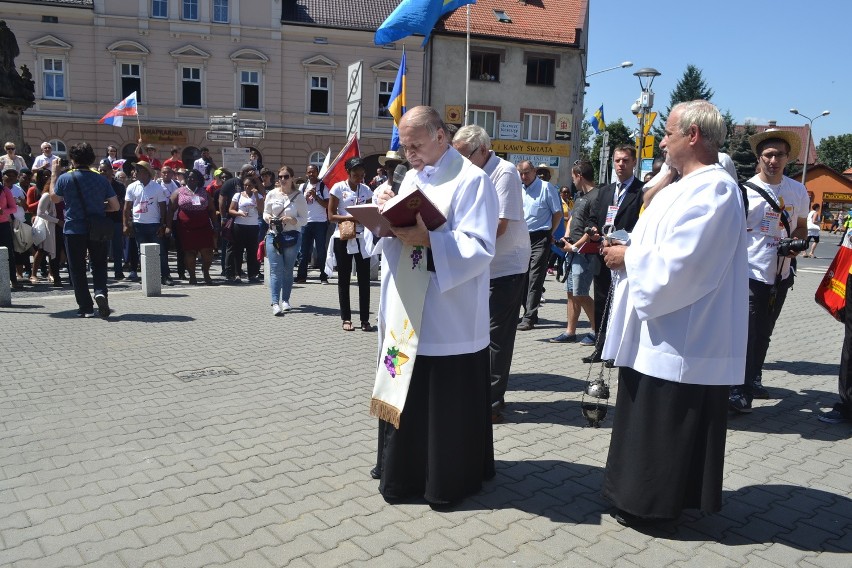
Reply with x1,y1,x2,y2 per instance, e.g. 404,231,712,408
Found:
633,68,661,178
586,61,633,80
789,108,830,188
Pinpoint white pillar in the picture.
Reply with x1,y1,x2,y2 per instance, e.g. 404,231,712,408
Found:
0,247,11,307
140,243,162,296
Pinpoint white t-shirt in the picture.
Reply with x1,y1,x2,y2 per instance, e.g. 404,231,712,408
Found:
10,184,26,220
482,152,530,279
126,180,167,224
263,188,307,231
161,179,180,220
806,209,820,236
744,175,810,283
231,191,260,225
32,154,59,170
300,180,328,223
329,181,373,238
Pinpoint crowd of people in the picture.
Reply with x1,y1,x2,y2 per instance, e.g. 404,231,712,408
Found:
2,101,849,525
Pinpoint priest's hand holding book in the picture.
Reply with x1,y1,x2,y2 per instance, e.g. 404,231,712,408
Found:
348,186,447,244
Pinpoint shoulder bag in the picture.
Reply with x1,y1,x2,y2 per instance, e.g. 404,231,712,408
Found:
72,172,114,242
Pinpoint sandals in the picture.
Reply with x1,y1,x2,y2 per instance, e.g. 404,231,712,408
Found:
342,320,354,332
361,321,374,332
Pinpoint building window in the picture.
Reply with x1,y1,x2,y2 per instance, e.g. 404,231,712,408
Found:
49,139,67,159
467,109,496,138
377,80,393,118
182,0,198,21
309,151,326,169
120,63,142,102
213,0,229,23
470,52,500,82
152,0,168,18
181,66,201,107
240,70,260,110
309,75,330,114
43,58,65,100
524,114,550,142
526,57,555,86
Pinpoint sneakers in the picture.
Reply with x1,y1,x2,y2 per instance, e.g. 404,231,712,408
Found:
818,407,850,424
752,376,770,400
94,293,110,318
549,332,577,343
161,277,174,286
729,392,752,414
272,303,282,316
580,333,596,346
280,300,291,312
126,271,138,281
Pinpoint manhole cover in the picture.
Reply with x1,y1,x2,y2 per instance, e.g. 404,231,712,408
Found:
175,366,238,382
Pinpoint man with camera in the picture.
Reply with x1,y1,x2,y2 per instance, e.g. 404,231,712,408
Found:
729,129,810,413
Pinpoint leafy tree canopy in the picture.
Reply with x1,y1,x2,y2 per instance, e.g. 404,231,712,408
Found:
728,123,758,181
653,64,716,155
590,118,633,184
817,134,852,173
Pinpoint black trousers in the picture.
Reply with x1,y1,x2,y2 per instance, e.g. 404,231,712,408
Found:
229,223,259,279
732,277,791,402
836,273,852,417
65,233,108,313
333,238,371,323
520,230,551,324
489,272,526,405
0,221,16,284
592,258,611,339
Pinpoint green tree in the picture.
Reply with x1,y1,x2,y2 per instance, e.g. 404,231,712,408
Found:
590,118,632,183
578,108,593,161
728,122,758,181
817,134,852,172
652,64,715,153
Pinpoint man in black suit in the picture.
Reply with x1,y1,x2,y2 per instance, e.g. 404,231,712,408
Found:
585,145,644,362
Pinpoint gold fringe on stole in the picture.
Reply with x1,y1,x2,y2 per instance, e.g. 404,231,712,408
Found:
370,398,402,429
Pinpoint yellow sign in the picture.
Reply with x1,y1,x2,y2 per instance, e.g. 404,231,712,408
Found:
635,136,655,159
823,192,852,202
639,112,657,135
491,140,571,157
445,105,463,125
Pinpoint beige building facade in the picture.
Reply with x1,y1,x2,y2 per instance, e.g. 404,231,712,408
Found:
3,0,423,172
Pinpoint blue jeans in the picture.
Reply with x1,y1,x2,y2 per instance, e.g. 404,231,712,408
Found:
133,222,169,277
267,232,301,304
297,221,329,280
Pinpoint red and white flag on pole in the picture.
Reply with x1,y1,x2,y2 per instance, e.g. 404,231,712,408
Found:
322,135,360,189
98,92,138,127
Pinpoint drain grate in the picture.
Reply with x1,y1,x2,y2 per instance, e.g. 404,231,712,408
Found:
175,366,238,382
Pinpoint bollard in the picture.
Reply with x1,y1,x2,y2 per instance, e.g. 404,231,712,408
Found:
140,243,162,296
0,247,10,307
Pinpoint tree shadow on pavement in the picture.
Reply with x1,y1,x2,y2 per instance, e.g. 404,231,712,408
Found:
636,484,852,552
763,360,839,377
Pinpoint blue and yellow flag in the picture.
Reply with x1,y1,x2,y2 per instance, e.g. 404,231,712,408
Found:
375,0,476,47
589,105,606,134
388,50,407,151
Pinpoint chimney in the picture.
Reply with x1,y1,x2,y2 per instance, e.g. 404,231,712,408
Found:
768,120,777,127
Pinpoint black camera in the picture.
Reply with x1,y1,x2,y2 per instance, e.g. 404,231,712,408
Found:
777,237,808,256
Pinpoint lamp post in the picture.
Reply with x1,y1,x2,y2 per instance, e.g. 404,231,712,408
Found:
633,68,661,178
582,61,632,184
789,108,830,189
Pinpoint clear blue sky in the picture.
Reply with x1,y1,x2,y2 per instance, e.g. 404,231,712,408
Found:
585,0,850,146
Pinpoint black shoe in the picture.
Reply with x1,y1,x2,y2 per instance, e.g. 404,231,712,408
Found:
517,321,535,331
94,293,110,318
752,377,770,399
613,509,671,527
583,351,602,364
369,467,382,480
729,392,752,414
161,277,174,286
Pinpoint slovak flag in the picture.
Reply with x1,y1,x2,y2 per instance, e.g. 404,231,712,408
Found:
99,92,138,127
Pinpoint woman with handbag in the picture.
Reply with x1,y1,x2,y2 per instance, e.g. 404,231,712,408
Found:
263,166,307,315
0,167,21,289
228,173,265,283
30,170,59,285
49,142,120,318
169,169,216,285
327,157,374,331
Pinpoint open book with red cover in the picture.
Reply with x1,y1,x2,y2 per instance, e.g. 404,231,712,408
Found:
347,187,447,238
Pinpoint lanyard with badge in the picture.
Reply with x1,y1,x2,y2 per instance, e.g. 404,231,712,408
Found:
605,182,627,227
744,181,792,314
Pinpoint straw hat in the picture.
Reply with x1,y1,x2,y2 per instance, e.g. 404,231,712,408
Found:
748,129,801,160
133,161,154,176
378,149,405,165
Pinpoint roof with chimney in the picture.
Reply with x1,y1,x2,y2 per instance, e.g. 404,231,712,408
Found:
435,0,587,46
281,0,403,31
734,122,817,166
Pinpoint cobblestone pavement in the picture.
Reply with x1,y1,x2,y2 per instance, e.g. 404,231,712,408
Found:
1,255,850,567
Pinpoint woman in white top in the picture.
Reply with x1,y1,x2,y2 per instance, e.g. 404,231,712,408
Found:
328,157,374,331
263,166,307,315
1,141,27,172
31,170,59,284
228,174,265,282
805,203,821,258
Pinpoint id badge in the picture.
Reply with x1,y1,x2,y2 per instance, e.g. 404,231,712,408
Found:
760,210,780,234
191,195,202,206
605,205,619,226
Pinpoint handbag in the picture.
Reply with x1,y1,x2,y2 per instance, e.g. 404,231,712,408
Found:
815,232,852,321
31,216,48,246
221,217,234,241
71,172,113,242
12,217,33,253
339,220,356,241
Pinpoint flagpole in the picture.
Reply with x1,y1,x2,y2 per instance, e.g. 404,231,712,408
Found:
464,5,470,126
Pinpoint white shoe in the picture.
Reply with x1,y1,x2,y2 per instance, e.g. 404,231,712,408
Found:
280,300,291,312
272,303,282,316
